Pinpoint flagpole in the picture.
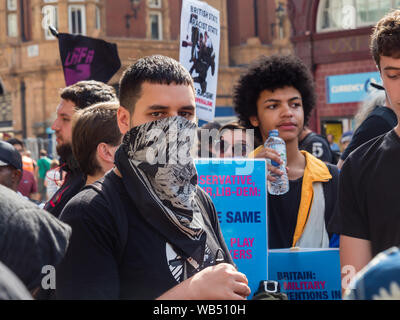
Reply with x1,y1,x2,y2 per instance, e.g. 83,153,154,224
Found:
49,26,59,38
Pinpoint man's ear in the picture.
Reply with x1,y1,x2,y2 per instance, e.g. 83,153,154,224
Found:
97,143,115,163
117,106,130,135
249,115,259,128
11,169,22,189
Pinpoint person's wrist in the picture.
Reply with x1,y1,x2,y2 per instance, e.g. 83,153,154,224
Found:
185,273,200,300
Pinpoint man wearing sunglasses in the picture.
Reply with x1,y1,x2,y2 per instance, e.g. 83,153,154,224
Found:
217,122,253,158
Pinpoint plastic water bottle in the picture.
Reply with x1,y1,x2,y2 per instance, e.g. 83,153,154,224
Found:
264,130,289,195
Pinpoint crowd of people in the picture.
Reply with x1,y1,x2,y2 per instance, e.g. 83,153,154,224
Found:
0,9,400,300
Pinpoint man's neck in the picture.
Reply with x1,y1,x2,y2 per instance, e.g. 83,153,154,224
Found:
285,139,306,180
113,167,122,178
85,171,105,186
394,124,400,138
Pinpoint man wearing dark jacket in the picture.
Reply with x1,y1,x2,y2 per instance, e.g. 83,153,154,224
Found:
44,80,117,218
0,184,71,297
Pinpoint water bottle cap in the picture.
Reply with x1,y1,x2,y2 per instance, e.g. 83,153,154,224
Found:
268,129,279,137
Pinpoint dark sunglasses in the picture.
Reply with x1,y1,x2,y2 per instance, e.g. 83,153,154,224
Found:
217,139,249,156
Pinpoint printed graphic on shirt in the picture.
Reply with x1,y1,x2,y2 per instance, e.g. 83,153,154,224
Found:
165,242,213,283
166,242,184,282
312,142,324,158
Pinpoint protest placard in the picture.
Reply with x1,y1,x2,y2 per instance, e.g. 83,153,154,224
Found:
195,159,267,298
268,248,342,300
180,0,220,122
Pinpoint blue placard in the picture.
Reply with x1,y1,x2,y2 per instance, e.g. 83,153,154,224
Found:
195,159,268,298
327,72,382,104
268,248,342,300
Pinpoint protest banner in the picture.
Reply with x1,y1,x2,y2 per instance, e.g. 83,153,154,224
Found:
57,33,121,86
180,0,220,122
268,248,342,300
195,159,267,298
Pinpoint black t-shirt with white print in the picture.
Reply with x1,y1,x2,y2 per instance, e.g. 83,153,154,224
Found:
56,170,232,300
334,130,400,257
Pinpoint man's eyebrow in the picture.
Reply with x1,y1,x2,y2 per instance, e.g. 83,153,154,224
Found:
148,105,169,110
180,105,196,110
263,96,301,103
148,105,195,110
59,112,72,118
383,66,400,71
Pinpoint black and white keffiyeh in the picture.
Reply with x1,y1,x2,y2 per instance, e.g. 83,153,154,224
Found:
115,116,207,268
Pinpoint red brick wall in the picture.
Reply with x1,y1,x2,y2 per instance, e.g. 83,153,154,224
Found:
311,59,378,132
169,0,182,40
255,0,275,44
228,0,275,46
227,0,255,46
105,0,147,38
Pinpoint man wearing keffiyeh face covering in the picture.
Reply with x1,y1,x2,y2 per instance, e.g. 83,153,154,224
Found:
56,55,250,300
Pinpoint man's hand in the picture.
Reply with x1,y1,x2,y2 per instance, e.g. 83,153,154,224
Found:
254,147,288,182
157,263,251,300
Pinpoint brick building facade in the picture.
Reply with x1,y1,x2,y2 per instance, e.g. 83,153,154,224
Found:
287,0,397,138
0,0,293,150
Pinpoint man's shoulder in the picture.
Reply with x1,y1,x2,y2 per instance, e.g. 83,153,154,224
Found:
0,185,35,212
60,171,123,221
306,132,324,142
347,130,396,162
324,162,340,178
22,170,35,179
343,130,398,177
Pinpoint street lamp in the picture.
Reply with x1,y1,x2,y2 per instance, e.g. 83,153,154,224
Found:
125,0,141,31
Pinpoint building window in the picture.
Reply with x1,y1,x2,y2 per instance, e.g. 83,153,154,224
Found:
68,5,86,35
317,0,400,33
42,5,58,40
148,0,161,8
95,6,101,30
7,0,17,11
7,14,18,38
7,0,18,38
148,0,163,40
149,12,162,40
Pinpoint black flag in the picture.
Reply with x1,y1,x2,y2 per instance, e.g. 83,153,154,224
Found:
57,33,121,86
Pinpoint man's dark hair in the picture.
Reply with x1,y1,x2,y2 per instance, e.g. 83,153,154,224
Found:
370,9,400,69
6,138,24,148
60,80,117,110
218,122,247,133
233,54,316,142
119,55,194,114
72,102,122,176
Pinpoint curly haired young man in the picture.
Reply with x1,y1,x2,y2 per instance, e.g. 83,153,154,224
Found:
234,54,340,249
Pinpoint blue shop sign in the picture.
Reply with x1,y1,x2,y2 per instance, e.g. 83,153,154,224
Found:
326,72,382,104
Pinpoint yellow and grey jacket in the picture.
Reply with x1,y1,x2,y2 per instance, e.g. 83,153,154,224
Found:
249,147,339,248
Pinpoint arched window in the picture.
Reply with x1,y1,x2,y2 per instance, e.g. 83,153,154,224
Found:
317,0,400,33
